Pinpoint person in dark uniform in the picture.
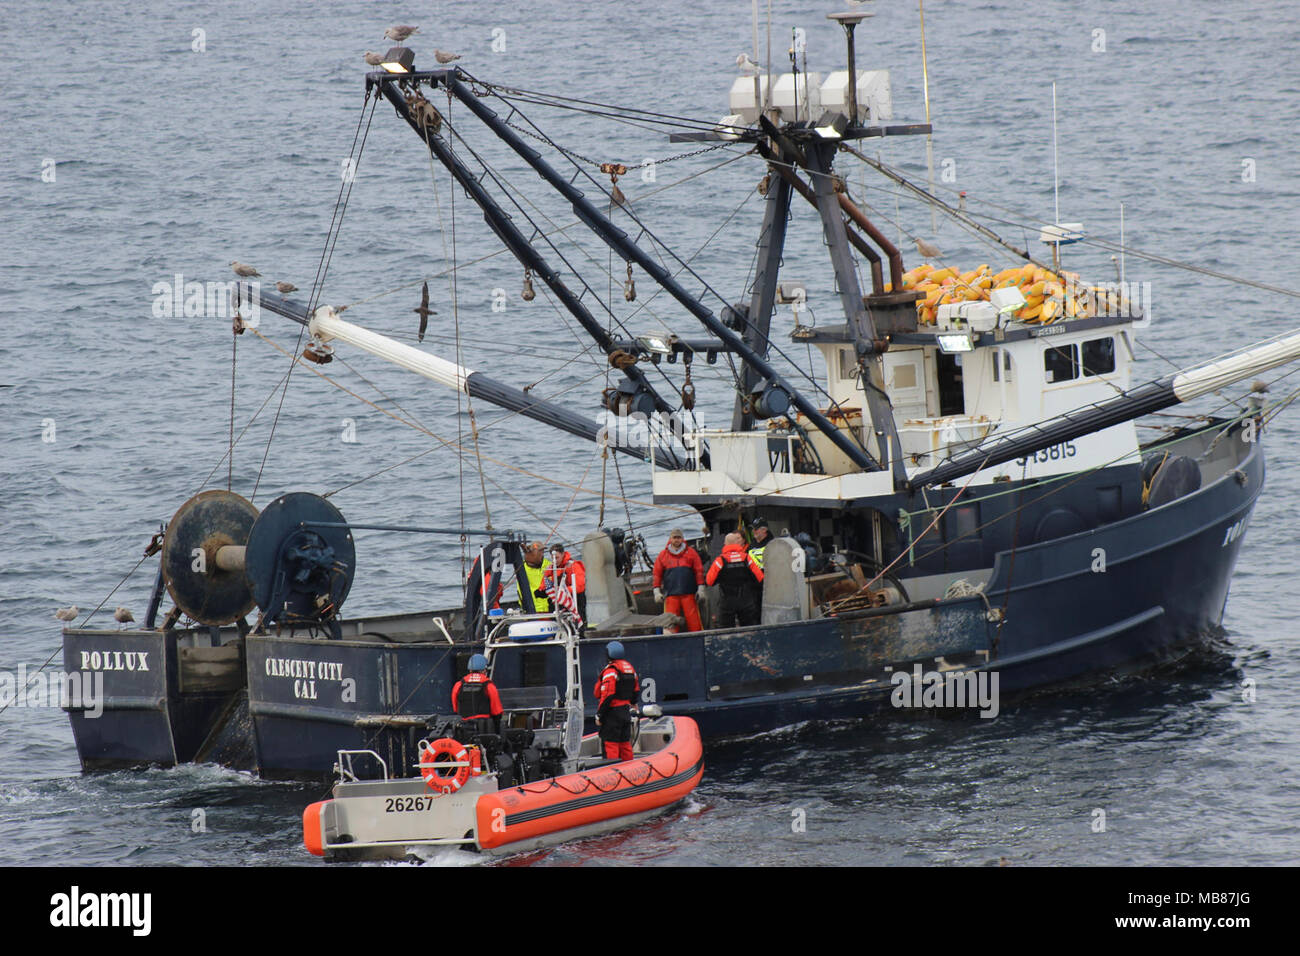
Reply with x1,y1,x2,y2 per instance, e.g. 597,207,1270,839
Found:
594,641,640,761
706,532,765,627
451,653,503,735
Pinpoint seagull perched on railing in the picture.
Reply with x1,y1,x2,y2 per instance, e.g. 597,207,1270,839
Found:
384,25,419,42
230,260,261,278
114,606,135,628
276,281,297,294
434,49,462,64
54,606,78,622
363,51,384,67
736,53,761,73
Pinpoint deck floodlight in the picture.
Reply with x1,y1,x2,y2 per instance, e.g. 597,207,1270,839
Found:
814,111,850,139
937,332,974,354
637,334,673,356
381,46,416,73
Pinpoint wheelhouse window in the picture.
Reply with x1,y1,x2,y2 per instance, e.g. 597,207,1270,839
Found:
1044,344,1079,383
1082,337,1116,376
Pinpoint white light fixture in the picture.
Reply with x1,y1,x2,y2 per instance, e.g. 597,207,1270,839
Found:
936,332,974,354
715,114,747,141
637,334,672,355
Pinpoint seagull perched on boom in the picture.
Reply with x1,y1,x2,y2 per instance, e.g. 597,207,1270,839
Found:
384,25,419,42
434,49,461,64
363,51,384,67
230,260,261,278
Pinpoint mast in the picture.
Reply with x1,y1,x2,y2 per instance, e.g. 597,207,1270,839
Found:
425,70,882,474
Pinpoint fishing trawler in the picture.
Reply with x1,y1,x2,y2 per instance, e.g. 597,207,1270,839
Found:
62,10,1300,780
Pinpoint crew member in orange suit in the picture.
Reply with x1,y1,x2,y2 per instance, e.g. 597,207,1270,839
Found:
705,532,765,627
546,544,587,623
652,528,704,632
594,642,640,760
451,654,503,735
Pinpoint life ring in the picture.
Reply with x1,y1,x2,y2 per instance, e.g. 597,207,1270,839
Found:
419,738,480,793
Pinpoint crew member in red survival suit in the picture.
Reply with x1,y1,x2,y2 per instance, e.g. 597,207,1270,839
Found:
594,641,640,760
652,528,705,632
706,532,765,627
451,654,503,735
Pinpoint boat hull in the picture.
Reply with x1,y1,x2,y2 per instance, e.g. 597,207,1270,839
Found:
64,423,1263,775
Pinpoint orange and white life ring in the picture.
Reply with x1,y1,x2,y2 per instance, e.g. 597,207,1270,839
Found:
419,738,480,794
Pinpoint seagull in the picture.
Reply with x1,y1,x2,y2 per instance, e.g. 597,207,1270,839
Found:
276,281,298,294
114,606,135,627
434,49,461,64
913,237,942,260
736,53,761,73
231,260,261,278
413,281,437,341
385,25,419,43
363,51,384,67
54,606,78,622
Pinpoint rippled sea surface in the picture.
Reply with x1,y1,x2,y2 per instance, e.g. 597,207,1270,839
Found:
2,0,1299,867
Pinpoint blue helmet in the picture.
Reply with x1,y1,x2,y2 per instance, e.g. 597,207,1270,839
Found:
606,641,625,660
467,653,489,672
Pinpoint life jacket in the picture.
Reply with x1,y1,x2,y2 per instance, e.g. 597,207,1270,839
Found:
546,551,586,594
456,671,497,720
596,659,639,708
519,558,551,612
706,543,764,601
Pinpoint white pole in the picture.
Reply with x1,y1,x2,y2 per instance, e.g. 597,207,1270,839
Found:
919,0,937,234
310,306,469,393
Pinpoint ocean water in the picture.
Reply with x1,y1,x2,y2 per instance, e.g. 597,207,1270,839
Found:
2,0,1299,867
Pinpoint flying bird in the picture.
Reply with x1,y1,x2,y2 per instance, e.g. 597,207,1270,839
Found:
276,281,298,294
230,260,261,278
913,237,942,260
54,606,78,622
413,281,437,341
114,606,135,627
385,25,419,42
363,51,384,67
434,49,462,64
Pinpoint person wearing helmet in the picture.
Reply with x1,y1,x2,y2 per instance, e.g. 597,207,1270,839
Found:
451,653,503,735
594,641,640,760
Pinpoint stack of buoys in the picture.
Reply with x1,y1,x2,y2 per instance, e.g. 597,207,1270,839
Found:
898,262,1113,326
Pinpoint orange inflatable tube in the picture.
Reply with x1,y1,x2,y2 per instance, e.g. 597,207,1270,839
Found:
474,717,704,851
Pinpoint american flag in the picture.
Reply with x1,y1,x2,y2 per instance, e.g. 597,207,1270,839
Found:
543,570,583,625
